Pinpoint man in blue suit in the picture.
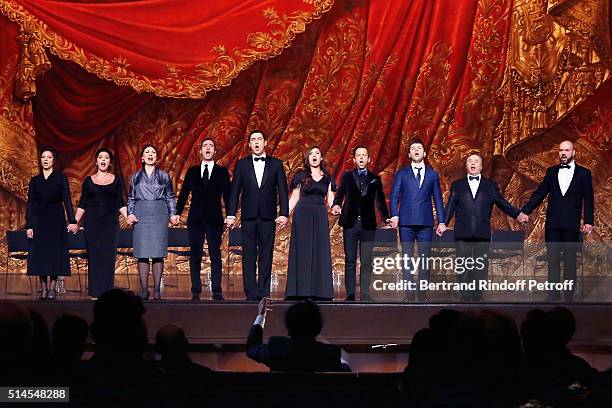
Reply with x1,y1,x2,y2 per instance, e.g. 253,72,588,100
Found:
390,139,446,301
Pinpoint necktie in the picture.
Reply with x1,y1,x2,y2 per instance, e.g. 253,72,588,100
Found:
358,172,366,193
414,167,422,187
560,164,570,169
469,175,479,181
254,157,265,162
203,164,209,181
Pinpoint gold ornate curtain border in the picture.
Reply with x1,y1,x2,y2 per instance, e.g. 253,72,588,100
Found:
0,0,335,98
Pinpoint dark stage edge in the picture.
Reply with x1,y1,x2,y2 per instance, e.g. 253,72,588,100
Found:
24,301,612,352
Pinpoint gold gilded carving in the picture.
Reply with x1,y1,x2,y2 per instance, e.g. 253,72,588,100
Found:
495,0,610,157
0,0,335,98
14,25,51,100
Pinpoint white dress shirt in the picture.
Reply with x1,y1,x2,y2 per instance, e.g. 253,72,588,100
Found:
558,160,575,196
200,160,214,179
252,153,266,188
468,173,481,199
411,163,425,188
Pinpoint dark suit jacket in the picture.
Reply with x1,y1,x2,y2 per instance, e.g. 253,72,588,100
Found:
332,169,390,230
228,156,289,221
246,325,350,372
522,164,594,232
445,176,520,240
176,164,230,225
389,165,445,226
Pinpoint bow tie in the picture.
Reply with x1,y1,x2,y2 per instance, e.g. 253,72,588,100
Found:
560,164,571,169
358,170,367,176
469,176,479,181
253,157,265,162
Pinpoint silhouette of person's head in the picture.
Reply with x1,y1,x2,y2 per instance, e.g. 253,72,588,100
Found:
0,300,33,368
547,307,576,348
155,324,188,358
91,289,147,355
52,314,89,362
285,301,322,340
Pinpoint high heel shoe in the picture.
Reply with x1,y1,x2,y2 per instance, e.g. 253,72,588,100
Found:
47,290,56,300
153,290,161,300
39,288,48,300
140,289,150,300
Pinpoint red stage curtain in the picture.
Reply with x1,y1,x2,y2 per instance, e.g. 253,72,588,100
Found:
1,0,334,97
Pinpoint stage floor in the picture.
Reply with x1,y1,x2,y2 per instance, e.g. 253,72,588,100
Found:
3,272,612,303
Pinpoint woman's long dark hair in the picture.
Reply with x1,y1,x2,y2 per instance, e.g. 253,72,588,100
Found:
302,146,328,188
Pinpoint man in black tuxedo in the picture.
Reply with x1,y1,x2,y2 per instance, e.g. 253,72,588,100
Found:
226,130,289,301
519,141,594,302
176,138,230,301
247,298,350,372
444,154,522,301
331,146,390,301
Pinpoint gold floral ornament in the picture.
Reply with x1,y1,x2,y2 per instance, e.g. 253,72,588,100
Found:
495,0,610,158
0,0,335,99
14,25,51,100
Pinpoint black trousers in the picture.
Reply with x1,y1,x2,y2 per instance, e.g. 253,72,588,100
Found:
242,218,276,300
545,228,580,300
343,221,376,297
455,238,490,301
188,222,223,296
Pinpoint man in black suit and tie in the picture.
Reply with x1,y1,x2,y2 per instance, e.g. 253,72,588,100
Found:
226,130,289,301
247,297,350,372
331,146,390,301
176,138,231,301
519,141,594,302
444,153,522,301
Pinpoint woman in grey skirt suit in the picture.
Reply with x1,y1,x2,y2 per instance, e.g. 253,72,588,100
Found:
127,144,179,299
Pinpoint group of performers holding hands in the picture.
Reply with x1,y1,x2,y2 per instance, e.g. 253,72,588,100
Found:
25,131,593,303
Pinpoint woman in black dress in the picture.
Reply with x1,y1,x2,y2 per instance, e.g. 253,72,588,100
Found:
285,147,335,300
75,148,128,299
26,147,79,299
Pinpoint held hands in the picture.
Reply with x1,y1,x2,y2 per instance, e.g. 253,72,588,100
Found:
331,205,341,216
26,228,34,239
435,223,447,237
517,212,529,224
67,224,78,234
276,216,288,229
388,217,399,230
126,214,138,225
225,217,236,230
169,215,180,226
582,224,593,235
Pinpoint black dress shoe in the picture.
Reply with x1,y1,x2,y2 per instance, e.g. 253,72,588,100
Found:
212,294,225,301
345,295,355,301
360,294,374,302
191,294,200,301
